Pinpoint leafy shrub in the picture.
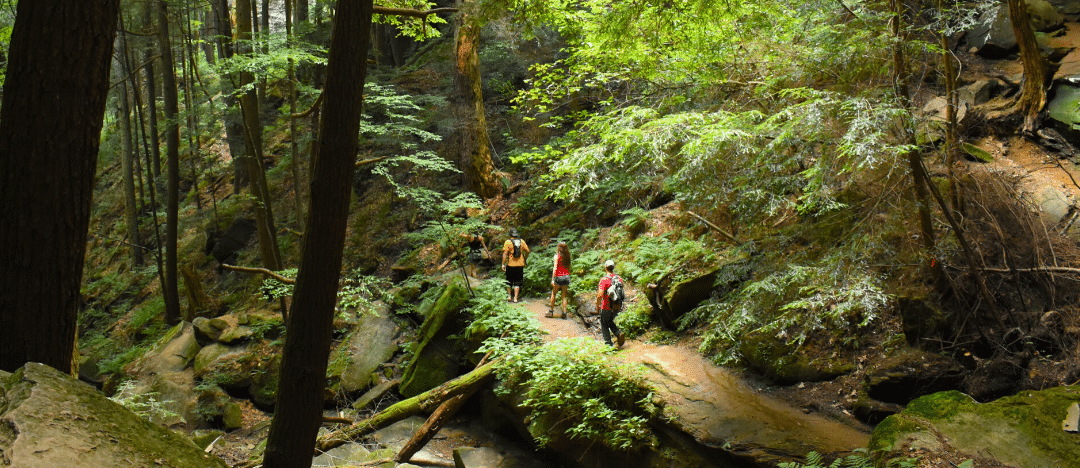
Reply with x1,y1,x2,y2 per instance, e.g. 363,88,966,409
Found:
110,379,185,425
614,300,651,339
493,337,658,451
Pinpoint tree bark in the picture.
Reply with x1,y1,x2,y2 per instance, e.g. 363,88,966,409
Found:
157,0,183,325
316,360,497,453
119,73,144,268
452,0,500,199
143,3,163,178
1007,0,1051,133
0,0,120,373
260,1,374,466
236,0,283,272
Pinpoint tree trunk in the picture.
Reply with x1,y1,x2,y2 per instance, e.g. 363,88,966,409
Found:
295,0,308,23
0,0,120,373
157,0,183,325
236,0,283,272
261,1,374,466
287,0,306,228
209,0,249,194
1008,0,1051,133
452,0,500,199
119,76,144,268
143,3,163,178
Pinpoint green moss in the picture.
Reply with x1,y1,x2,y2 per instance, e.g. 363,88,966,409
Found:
903,390,973,420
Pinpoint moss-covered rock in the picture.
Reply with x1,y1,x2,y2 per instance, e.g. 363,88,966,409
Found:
249,353,281,409
399,277,470,397
865,347,964,404
327,301,400,395
0,363,229,467
870,386,1080,467
738,330,853,384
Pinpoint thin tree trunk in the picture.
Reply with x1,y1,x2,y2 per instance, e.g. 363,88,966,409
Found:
144,3,163,178
261,2,374,467
236,0,283,272
157,0,182,325
452,0,500,199
286,0,306,228
1007,0,1051,133
210,0,249,194
0,0,121,373
120,76,144,268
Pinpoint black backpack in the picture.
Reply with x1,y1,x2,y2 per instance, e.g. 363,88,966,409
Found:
606,274,625,307
511,239,522,259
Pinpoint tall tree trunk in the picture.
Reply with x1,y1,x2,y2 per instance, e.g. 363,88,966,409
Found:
236,0,283,271
452,0,500,199
287,0,306,228
938,2,962,213
120,75,144,268
1008,0,1051,133
157,0,182,325
143,3,163,178
295,0,308,23
0,0,120,373
210,0,249,194
261,1,374,467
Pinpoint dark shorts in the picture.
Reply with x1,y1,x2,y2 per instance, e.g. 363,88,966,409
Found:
505,266,524,287
553,275,571,286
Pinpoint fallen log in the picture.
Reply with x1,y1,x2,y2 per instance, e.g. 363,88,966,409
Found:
395,350,498,463
686,211,738,243
315,359,498,452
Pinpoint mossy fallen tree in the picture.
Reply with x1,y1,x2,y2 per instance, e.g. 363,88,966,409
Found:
315,359,498,452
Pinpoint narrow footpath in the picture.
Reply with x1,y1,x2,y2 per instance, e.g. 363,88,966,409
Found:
514,295,872,463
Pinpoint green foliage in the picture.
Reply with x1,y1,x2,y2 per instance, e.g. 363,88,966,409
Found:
462,280,544,353
338,272,391,313
690,247,890,365
614,300,651,339
261,268,298,301
494,337,658,451
777,449,874,468
110,380,185,425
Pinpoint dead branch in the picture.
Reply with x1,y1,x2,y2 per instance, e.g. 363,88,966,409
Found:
686,211,738,242
322,416,354,424
946,264,1080,275
220,263,295,284
356,155,388,167
373,6,457,18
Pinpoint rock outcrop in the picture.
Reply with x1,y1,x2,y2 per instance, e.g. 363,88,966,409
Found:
870,387,1080,467
0,362,229,468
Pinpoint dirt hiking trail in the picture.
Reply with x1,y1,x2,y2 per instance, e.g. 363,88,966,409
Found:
511,295,872,461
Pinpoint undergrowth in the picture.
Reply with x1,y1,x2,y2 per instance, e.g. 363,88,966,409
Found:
463,280,658,452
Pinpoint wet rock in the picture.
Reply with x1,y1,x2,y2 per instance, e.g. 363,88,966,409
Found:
328,301,401,395
865,348,965,404
869,386,1080,467
0,363,229,468
453,446,505,468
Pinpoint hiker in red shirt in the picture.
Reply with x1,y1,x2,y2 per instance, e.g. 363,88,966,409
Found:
595,260,625,348
547,241,571,318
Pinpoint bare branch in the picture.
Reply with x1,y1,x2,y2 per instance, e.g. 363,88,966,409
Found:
220,263,295,284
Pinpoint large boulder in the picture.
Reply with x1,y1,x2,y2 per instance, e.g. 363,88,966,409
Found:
869,387,1080,467
864,348,965,405
738,330,853,384
965,0,1064,58
126,322,204,426
327,301,401,395
400,277,470,397
0,363,229,467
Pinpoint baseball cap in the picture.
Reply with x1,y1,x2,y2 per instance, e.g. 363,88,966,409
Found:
604,260,615,268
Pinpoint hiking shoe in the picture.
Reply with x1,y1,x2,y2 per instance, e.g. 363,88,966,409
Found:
616,333,625,348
